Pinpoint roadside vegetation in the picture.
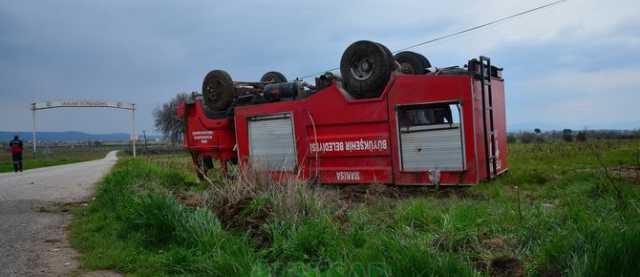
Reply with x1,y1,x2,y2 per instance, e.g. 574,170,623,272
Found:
0,145,124,173
70,140,640,276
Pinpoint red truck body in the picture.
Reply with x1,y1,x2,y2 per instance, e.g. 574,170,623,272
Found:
179,66,508,186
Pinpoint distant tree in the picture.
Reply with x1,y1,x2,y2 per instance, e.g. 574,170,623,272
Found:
576,131,587,142
533,128,545,143
154,93,190,145
562,129,573,142
507,134,517,144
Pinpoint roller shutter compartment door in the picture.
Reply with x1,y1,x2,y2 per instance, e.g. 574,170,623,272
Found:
397,102,465,172
248,114,296,171
400,125,464,171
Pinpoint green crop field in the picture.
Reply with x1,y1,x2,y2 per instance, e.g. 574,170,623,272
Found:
0,145,126,173
70,140,640,276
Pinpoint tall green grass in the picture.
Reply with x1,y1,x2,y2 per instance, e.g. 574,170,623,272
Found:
71,159,260,276
71,141,640,276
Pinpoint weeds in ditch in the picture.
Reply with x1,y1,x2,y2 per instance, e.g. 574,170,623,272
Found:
71,141,640,276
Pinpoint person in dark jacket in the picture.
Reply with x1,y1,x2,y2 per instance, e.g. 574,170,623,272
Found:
9,135,24,172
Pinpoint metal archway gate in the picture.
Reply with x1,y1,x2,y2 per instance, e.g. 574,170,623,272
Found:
31,100,137,157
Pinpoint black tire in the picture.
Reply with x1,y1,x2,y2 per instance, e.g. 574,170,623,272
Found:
376,42,398,71
260,71,287,83
340,40,394,99
202,70,235,112
394,51,431,75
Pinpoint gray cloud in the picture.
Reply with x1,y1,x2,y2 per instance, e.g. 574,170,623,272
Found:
1,0,639,134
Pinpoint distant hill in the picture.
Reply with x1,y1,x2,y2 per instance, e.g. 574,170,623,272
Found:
0,131,134,142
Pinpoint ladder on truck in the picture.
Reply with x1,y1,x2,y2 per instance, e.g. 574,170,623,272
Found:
479,56,498,179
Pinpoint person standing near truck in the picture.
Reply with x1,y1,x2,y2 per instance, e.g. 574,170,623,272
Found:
9,135,24,172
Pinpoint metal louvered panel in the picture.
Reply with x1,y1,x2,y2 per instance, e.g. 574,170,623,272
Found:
248,114,296,171
400,127,464,171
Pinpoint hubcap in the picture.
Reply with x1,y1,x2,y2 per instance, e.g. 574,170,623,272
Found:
400,63,415,74
350,58,374,81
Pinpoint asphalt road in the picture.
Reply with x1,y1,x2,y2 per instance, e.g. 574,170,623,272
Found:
0,151,118,277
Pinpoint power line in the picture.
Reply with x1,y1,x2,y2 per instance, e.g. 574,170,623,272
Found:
299,0,568,79
394,0,568,53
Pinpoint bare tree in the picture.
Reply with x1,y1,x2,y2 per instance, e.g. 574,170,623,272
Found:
153,93,190,145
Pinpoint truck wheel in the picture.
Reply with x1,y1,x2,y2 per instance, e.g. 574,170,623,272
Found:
260,71,287,83
394,51,431,74
340,40,393,99
202,70,235,112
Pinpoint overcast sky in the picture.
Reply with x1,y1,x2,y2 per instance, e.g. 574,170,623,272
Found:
1,0,639,134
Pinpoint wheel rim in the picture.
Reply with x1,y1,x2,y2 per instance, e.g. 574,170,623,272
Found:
350,58,375,81
394,51,431,75
400,62,416,74
204,80,223,103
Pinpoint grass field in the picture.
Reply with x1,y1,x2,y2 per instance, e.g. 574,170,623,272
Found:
0,145,125,173
70,140,640,276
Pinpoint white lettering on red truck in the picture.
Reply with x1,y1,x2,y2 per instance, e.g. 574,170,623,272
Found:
192,131,214,143
336,171,360,181
310,139,387,153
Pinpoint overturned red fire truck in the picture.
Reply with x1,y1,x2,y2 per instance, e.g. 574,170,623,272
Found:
178,40,508,186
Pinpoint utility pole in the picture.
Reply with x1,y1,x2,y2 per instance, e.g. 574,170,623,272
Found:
143,130,148,152
131,104,137,157
31,103,37,159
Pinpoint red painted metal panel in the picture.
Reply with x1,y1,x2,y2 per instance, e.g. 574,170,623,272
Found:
388,75,480,185
234,81,396,184
489,80,509,174
181,101,236,162
470,78,509,180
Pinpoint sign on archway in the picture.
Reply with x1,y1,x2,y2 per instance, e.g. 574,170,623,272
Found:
31,100,138,157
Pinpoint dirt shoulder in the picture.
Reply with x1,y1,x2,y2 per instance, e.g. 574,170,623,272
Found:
0,151,119,277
